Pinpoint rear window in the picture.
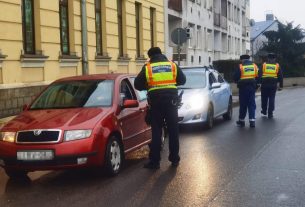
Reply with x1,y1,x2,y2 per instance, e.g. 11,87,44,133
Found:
179,69,206,89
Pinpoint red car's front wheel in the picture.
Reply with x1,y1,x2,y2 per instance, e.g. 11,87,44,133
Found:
104,136,123,176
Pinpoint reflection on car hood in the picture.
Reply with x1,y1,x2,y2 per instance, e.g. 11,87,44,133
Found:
179,88,208,103
2,108,110,131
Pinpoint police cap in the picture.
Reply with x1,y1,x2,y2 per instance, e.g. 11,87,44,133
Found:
147,47,162,58
267,53,276,59
240,54,250,60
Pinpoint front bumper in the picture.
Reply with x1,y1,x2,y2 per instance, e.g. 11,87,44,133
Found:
178,110,208,124
0,137,103,171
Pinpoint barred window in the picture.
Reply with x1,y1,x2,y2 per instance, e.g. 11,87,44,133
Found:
22,0,35,54
59,0,70,55
95,0,103,55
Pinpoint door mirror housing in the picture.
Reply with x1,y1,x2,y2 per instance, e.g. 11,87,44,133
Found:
23,104,29,111
122,99,139,108
211,82,221,89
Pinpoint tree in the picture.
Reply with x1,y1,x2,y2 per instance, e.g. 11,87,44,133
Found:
260,21,305,77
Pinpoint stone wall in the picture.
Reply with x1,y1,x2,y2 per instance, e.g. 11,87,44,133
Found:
0,85,46,118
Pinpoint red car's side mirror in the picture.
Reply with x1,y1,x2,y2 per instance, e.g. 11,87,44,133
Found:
23,104,29,111
123,100,139,108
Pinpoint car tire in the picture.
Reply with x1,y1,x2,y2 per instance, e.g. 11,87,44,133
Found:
104,136,123,176
223,97,233,121
205,104,214,129
5,169,28,179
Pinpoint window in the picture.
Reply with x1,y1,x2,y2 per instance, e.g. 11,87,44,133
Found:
59,0,70,55
120,79,136,102
95,0,103,55
208,73,217,86
213,71,225,83
135,2,142,58
150,7,156,47
117,0,124,57
130,77,147,101
22,0,35,54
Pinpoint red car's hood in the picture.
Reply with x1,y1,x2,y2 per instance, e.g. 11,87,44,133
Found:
2,108,111,131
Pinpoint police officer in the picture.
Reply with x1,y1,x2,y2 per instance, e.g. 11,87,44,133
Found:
259,53,283,118
234,54,259,128
134,47,186,169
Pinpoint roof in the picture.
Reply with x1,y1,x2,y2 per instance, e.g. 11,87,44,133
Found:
54,73,135,83
250,20,277,41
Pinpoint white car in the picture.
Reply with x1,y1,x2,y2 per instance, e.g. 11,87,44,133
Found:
178,66,232,128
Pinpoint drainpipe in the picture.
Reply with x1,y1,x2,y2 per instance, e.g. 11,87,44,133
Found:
81,0,88,75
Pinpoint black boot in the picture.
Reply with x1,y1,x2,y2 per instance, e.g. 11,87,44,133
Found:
236,120,245,127
143,161,160,169
250,121,255,128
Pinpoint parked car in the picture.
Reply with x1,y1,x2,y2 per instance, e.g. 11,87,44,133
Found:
0,74,153,178
178,66,232,128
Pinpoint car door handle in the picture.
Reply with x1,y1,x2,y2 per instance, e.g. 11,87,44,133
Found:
140,109,145,112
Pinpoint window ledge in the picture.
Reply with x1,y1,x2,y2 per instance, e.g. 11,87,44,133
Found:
59,55,80,67
95,55,112,66
135,57,147,65
117,55,131,66
20,54,49,68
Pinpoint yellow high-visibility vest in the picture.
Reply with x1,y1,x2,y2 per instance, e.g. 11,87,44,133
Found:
239,64,258,80
262,63,279,78
145,61,177,92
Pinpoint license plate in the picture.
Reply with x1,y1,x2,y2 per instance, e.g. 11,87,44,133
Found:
17,150,54,161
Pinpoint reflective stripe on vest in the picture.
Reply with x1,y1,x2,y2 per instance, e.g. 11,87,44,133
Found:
262,63,279,78
239,64,258,80
145,61,177,92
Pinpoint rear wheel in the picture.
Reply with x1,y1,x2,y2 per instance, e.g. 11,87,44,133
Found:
104,136,123,176
205,104,214,129
5,169,28,179
223,97,233,121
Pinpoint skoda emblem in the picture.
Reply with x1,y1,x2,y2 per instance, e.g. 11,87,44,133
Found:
34,130,42,136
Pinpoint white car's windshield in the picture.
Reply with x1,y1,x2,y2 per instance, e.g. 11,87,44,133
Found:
30,80,114,109
179,70,206,89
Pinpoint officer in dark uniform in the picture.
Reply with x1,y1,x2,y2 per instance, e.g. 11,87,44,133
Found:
259,53,283,118
234,54,259,128
134,47,186,169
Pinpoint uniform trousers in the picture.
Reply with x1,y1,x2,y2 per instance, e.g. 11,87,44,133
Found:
149,97,180,164
239,85,256,121
261,87,277,115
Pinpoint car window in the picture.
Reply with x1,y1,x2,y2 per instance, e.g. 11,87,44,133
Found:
120,79,136,102
130,77,147,102
179,70,206,89
30,80,114,109
213,71,225,83
209,73,217,86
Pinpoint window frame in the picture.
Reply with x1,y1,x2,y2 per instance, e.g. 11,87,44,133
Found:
22,0,36,54
95,0,103,55
150,7,156,47
59,0,70,55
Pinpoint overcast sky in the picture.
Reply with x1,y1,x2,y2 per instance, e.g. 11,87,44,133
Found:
250,0,305,29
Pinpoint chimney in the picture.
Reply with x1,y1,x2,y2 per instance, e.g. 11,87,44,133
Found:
266,13,274,21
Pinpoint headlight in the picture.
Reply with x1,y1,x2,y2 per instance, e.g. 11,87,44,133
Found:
64,130,92,142
187,95,206,110
0,132,16,143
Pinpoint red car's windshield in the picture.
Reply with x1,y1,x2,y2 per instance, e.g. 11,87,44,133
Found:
30,80,114,109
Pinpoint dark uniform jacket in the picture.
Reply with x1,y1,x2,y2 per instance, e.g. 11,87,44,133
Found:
134,54,186,102
233,60,258,89
258,61,283,89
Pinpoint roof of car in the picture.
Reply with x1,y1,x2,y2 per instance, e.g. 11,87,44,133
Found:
181,66,214,72
53,73,136,82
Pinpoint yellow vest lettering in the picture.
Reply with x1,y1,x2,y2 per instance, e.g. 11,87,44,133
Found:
145,62,177,92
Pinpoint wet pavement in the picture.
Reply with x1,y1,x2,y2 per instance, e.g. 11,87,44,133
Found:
0,87,305,207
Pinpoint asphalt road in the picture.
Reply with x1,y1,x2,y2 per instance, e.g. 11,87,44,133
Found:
0,87,305,207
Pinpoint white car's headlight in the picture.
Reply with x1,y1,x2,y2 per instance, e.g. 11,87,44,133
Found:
0,132,16,143
64,130,92,142
188,95,206,110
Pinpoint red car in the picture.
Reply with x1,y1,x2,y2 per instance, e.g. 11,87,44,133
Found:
0,74,152,178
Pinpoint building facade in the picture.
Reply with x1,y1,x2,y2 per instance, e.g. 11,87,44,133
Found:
250,13,278,58
165,0,250,66
0,0,165,118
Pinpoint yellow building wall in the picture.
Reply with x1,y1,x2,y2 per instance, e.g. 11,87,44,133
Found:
0,0,165,86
